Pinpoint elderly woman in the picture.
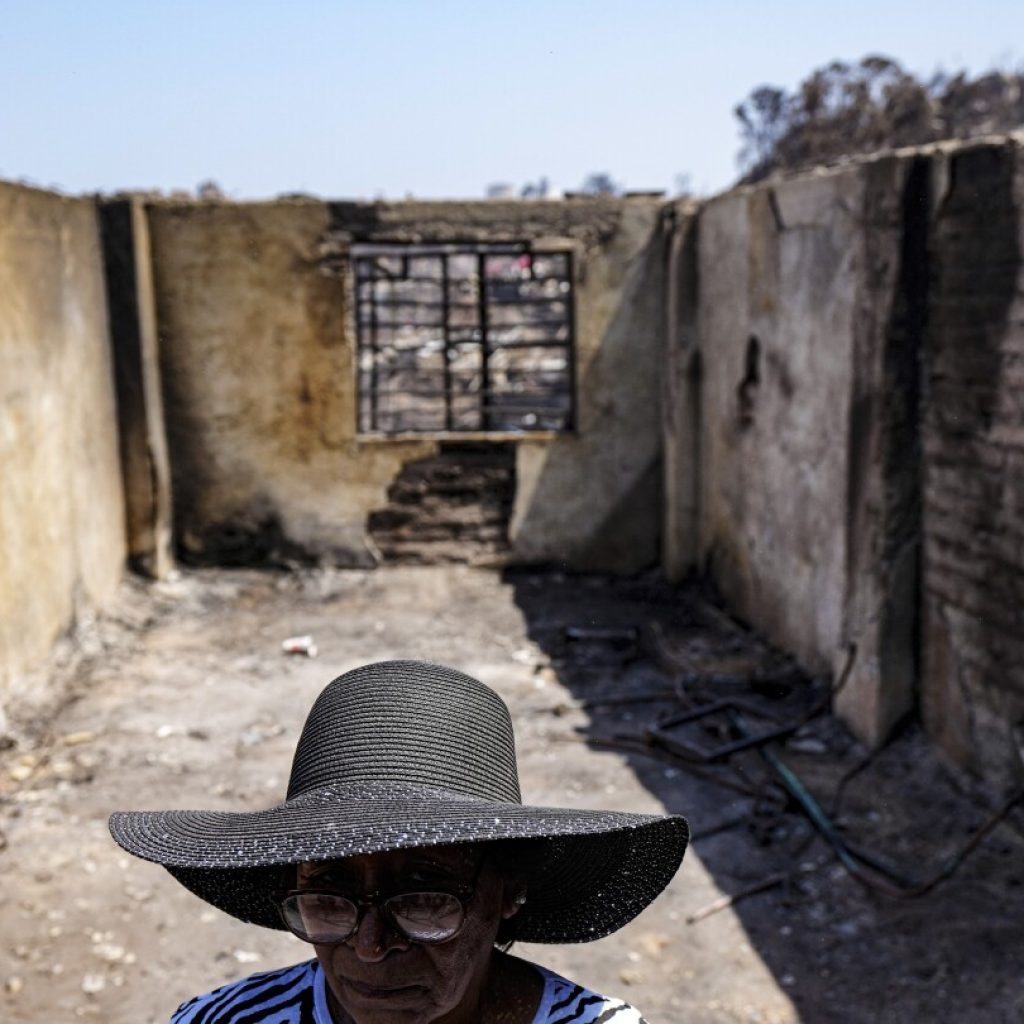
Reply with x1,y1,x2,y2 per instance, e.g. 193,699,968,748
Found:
110,661,689,1023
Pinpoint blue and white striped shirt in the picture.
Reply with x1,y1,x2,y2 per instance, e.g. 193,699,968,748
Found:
169,959,648,1023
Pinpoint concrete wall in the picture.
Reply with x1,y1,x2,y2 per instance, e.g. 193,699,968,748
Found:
666,157,919,747
0,183,126,699
147,200,432,567
920,138,1024,787
662,203,701,579
99,197,174,578
505,201,666,571
147,197,667,573
665,137,1024,785
5,149,1019,785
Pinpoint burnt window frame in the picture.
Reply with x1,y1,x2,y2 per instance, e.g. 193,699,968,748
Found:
352,241,577,437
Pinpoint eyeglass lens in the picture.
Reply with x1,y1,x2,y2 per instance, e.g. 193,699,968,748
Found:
388,892,464,942
280,891,465,944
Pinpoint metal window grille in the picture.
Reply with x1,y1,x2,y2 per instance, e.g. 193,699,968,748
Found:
353,242,576,434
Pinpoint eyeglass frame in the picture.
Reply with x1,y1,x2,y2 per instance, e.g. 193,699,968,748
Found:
272,856,487,946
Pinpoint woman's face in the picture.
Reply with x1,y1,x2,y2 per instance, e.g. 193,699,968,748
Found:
296,845,521,1024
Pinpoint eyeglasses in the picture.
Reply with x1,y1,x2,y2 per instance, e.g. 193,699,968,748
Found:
274,860,483,945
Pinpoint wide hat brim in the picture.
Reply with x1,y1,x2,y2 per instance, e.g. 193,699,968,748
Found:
109,780,689,943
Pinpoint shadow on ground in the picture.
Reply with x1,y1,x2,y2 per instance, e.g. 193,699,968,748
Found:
504,568,1024,1024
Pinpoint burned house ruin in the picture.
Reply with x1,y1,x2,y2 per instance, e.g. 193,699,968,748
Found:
2,133,1023,789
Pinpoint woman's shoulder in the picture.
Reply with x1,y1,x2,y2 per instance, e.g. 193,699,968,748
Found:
169,959,321,1023
531,964,649,1024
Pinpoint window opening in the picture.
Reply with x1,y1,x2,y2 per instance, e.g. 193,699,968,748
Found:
354,243,575,434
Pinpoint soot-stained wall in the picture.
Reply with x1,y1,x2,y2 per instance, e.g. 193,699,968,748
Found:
5,142,1021,786
920,138,1024,787
147,200,431,567
0,183,126,702
146,197,667,573
665,137,1024,785
666,157,919,748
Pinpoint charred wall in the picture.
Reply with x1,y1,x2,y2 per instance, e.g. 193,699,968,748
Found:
672,157,913,747
145,196,667,573
665,136,1024,784
99,197,174,578
4,139,1021,786
146,200,435,568
920,139,1024,787
367,443,515,564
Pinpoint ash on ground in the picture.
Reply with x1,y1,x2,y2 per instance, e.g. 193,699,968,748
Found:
1,567,1021,1024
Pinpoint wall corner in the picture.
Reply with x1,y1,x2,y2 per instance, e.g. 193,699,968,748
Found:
99,196,175,579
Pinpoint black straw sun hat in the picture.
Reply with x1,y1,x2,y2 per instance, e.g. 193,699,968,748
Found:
109,660,689,943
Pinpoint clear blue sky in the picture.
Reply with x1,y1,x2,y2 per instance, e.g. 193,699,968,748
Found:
2,1,1021,200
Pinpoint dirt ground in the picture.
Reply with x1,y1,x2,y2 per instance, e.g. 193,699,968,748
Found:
1,566,1022,1024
